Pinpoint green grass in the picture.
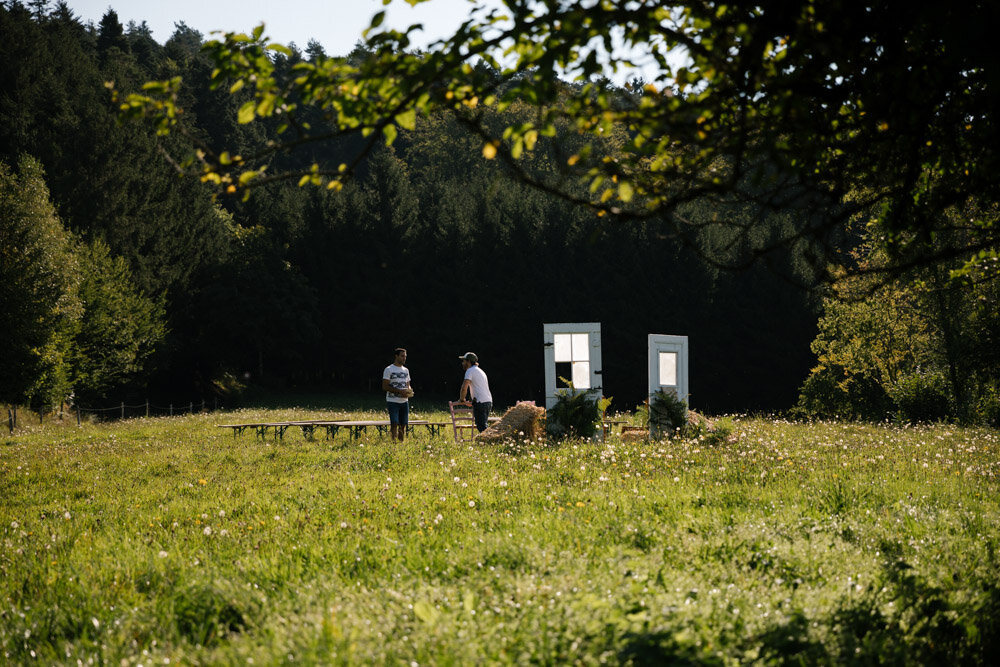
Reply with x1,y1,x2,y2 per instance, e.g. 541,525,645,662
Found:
2,410,999,664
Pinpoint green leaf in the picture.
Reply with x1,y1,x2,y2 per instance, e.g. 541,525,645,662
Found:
382,124,398,145
511,139,523,159
394,108,417,131
619,181,634,202
237,100,256,124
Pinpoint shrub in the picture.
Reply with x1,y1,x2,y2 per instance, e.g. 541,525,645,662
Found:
795,364,893,421
649,389,687,438
546,386,599,439
974,382,1000,428
890,370,952,423
690,414,736,446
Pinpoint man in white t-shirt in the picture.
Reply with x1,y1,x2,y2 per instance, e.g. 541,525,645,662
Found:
382,347,412,441
458,351,493,432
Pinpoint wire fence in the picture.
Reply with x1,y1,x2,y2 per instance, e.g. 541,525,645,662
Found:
74,398,221,423
6,398,221,431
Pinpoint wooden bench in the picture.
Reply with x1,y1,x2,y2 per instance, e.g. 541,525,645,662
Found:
218,419,447,441
217,422,293,440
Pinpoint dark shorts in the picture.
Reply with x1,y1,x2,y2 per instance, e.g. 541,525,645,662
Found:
386,401,409,426
473,400,492,432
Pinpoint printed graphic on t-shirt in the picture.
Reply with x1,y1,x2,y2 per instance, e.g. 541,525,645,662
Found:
387,370,408,391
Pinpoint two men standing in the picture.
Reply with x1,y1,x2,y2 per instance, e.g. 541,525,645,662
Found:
383,348,494,438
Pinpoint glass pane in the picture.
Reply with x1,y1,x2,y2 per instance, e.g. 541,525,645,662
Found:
572,361,591,389
659,351,677,387
554,334,572,362
571,333,589,361
555,362,572,388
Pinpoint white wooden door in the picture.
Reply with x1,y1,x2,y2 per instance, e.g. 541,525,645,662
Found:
648,334,689,403
543,323,603,409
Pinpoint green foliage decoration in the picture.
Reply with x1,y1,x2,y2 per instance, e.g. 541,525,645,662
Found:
546,379,599,440
649,388,687,439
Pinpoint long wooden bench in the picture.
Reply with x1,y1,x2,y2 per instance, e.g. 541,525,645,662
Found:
217,422,294,440
218,418,449,441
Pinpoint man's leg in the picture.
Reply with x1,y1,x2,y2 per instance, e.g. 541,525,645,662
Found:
398,401,409,441
387,402,402,441
473,401,491,432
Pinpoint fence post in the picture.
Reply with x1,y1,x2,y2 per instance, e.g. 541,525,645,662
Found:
13,405,16,430
7,408,12,434
201,399,205,413
189,401,193,415
146,400,150,418
77,405,81,426
169,404,173,416
121,402,125,420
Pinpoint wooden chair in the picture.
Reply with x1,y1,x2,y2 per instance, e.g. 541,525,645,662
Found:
448,401,477,443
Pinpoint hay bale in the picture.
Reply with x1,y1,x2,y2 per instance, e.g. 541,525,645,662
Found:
621,426,648,443
476,402,546,443
687,410,712,430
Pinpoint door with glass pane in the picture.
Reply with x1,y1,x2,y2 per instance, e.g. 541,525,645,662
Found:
648,334,688,404
543,323,602,409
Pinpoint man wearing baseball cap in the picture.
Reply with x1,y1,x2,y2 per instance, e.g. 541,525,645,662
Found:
458,352,493,432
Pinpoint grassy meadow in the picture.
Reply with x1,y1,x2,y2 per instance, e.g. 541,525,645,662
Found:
2,407,999,665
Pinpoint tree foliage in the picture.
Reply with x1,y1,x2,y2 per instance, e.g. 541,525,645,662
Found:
116,0,999,282
71,239,167,403
797,238,1000,423
0,155,80,406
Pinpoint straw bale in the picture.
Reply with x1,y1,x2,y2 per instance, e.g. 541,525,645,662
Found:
477,402,546,443
621,426,648,443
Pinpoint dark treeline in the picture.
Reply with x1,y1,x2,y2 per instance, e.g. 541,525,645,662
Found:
0,2,817,413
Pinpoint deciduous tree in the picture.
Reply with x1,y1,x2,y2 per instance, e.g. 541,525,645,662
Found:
116,0,999,282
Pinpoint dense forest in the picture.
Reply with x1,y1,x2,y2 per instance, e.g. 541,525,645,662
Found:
2,1,996,423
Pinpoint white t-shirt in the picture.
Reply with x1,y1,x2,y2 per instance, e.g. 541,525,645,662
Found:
383,364,410,403
464,365,492,403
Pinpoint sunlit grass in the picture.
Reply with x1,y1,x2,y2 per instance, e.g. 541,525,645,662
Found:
2,412,998,663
